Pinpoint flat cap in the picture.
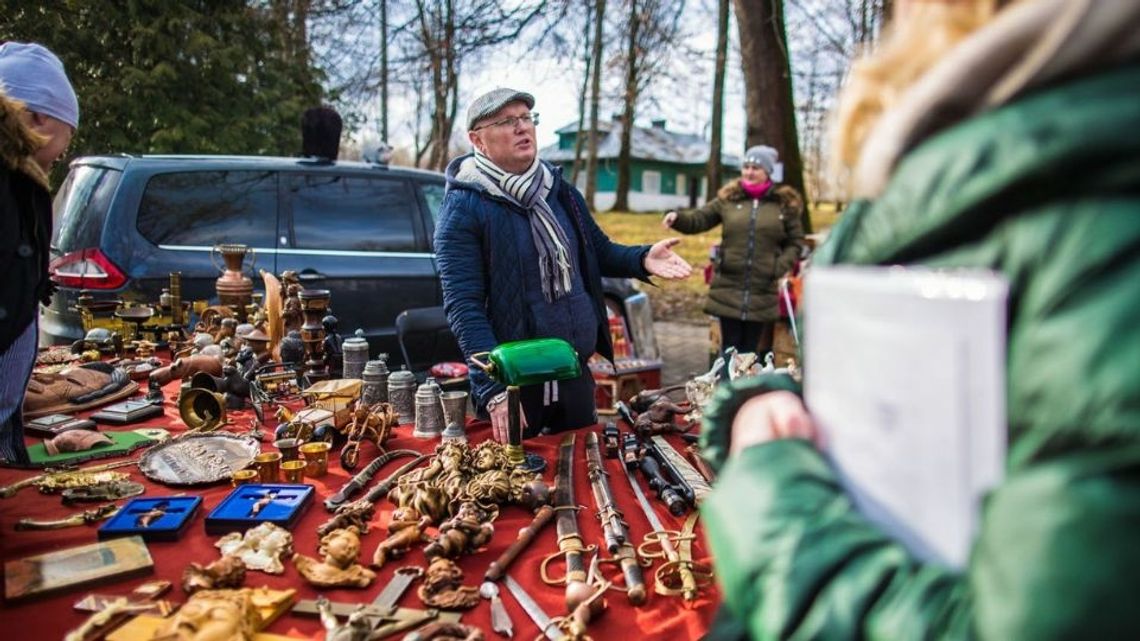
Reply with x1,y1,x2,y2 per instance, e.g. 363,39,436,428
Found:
466,88,535,130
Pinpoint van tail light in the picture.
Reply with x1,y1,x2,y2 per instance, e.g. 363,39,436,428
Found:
49,248,128,290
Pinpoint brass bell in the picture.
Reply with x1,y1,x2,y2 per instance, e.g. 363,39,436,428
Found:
178,387,227,432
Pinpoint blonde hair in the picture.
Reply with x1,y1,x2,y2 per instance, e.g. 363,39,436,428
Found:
832,1,1008,177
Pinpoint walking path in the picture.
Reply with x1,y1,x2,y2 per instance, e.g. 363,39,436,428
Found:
653,320,711,386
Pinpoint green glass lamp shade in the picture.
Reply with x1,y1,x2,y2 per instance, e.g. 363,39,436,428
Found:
473,338,581,386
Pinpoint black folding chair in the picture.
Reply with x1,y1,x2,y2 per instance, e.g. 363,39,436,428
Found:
394,306,467,390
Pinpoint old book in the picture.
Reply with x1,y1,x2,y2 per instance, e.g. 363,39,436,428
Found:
4,536,154,602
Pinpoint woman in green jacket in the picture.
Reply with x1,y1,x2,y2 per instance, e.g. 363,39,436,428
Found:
700,0,1140,639
662,147,804,355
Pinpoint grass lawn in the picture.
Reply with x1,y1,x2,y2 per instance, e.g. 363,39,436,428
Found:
595,204,842,323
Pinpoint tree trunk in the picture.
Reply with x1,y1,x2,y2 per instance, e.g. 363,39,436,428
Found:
571,0,594,188
706,0,729,200
584,0,606,210
612,0,640,212
733,0,811,232
380,0,389,143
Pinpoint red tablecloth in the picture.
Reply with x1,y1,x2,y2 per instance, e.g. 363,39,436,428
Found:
0,377,720,640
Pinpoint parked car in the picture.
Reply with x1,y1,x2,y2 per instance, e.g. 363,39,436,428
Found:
43,154,659,368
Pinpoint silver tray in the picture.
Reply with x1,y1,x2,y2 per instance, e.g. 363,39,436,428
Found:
139,432,261,485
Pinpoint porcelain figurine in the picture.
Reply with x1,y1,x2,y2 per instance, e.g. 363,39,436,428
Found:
215,522,294,575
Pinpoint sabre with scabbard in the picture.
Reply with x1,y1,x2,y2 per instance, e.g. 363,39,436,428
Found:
620,449,712,601
584,431,647,605
539,433,596,612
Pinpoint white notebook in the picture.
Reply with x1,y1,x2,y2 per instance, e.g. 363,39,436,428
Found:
803,266,1008,569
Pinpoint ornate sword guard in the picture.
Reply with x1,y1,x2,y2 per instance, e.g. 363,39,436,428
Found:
539,537,597,586
636,530,686,561
655,558,714,599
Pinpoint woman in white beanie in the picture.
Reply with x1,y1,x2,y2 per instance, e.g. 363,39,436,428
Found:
662,145,805,356
0,42,80,465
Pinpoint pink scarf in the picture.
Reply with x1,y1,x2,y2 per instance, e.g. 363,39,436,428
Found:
741,179,772,199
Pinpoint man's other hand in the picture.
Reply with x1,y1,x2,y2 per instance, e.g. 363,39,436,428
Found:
644,237,693,280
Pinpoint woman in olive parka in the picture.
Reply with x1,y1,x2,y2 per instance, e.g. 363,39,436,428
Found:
663,147,804,355
700,0,1140,639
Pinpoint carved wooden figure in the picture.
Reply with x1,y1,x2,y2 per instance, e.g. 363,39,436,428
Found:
371,506,431,568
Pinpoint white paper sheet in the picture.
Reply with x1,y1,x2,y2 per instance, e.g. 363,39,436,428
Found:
803,266,1008,569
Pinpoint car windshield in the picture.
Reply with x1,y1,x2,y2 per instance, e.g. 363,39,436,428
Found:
52,164,123,252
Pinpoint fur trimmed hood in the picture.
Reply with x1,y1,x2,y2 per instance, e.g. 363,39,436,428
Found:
0,88,49,190
717,178,804,215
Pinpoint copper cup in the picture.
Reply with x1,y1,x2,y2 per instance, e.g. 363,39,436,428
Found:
281,460,306,483
274,438,301,462
231,469,258,486
299,441,331,478
254,451,282,483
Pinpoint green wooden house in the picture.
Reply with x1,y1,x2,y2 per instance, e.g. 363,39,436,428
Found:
540,118,740,212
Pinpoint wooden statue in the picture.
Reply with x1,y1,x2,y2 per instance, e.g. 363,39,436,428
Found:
182,556,246,595
317,500,375,539
294,526,376,589
423,500,496,560
371,506,431,568
418,558,480,610
633,395,694,437
151,588,260,640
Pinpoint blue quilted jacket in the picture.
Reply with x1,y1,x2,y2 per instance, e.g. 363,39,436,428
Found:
435,154,651,410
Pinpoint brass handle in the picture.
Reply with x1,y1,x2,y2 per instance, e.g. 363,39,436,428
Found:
468,351,494,374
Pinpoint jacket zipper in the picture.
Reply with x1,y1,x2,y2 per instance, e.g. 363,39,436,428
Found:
740,198,760,320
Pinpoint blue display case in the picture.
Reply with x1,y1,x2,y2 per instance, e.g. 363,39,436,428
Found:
203,483,314,535
98,496,203,542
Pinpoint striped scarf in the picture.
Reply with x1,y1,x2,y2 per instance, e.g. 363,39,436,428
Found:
473,151,573,301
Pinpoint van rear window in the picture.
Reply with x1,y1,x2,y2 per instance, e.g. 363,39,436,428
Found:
137,171,277,248
52,164,122,252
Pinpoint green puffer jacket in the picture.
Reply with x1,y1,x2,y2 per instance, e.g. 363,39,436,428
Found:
700,62,1140,640
671,180,804,321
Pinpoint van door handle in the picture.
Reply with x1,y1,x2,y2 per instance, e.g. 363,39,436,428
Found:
298,270,326,281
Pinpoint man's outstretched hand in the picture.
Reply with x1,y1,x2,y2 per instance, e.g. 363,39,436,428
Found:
644,237,693,280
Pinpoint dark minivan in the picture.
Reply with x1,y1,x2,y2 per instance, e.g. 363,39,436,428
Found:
42,155,657,366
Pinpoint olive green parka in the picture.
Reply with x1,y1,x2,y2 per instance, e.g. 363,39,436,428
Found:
671,180,805,321
699,59,1140,641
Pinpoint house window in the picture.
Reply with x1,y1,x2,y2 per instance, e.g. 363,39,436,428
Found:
642,170,661,194
676,174,687,196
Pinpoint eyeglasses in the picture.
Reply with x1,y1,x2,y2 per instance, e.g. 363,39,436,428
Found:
472,113,540,132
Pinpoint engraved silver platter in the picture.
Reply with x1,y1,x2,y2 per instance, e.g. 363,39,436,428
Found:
139,432,261,485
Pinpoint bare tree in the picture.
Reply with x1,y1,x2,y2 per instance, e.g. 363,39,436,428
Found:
380,0,390,142
584,0,606,209
570,0,595,187
706,0,729,199
408,0,545,171
612,0,685,211
734,0,809,230
785,0,891,201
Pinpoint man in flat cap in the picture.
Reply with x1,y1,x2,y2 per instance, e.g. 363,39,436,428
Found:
435,87,692,443
0,42,80,465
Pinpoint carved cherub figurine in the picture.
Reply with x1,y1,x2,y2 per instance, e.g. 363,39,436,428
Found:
372,506,431,568
633,395,693,438
294,526,376,589
182,555,246,595
215,522,294,575
423,500,496,560
318,500,375,539
418,557,480,610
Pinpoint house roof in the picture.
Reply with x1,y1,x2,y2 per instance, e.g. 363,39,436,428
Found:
541,120,741,168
